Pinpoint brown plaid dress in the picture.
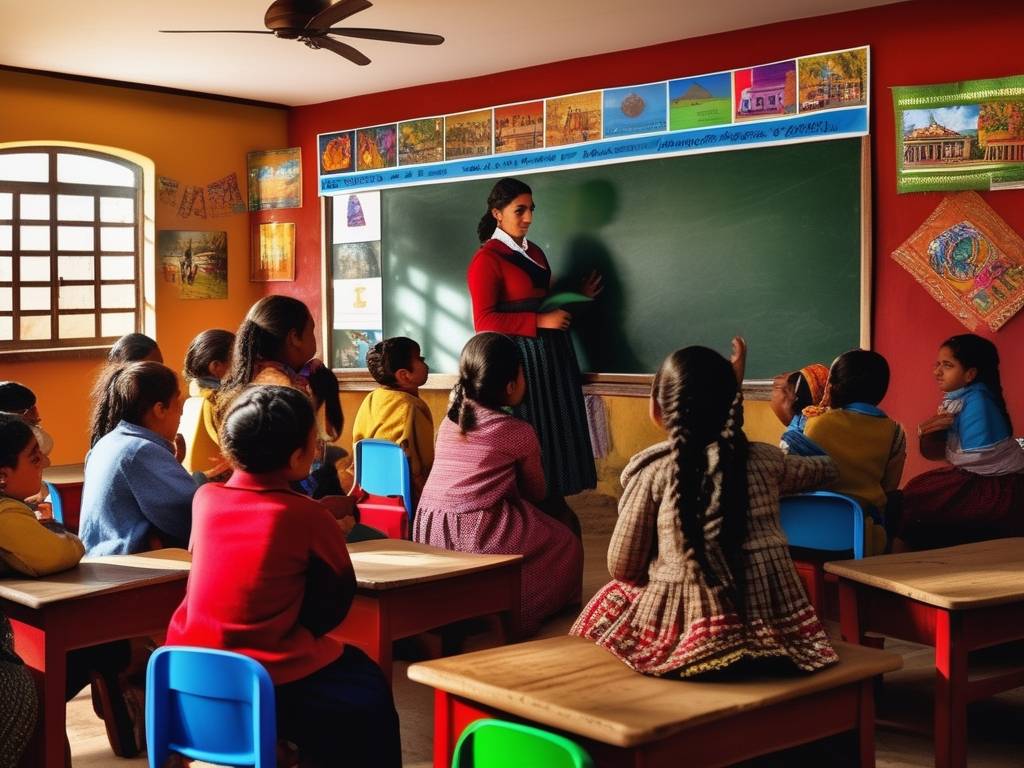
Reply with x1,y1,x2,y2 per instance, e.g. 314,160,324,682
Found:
570,440,839,677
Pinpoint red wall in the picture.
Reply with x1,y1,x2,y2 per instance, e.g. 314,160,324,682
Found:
285,0,1024,482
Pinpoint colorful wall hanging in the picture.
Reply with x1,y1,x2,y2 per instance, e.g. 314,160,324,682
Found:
894,75,1024,193
247,148,302,211
891,191,1024,330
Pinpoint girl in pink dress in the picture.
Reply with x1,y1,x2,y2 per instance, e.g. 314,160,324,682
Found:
414,333,583,635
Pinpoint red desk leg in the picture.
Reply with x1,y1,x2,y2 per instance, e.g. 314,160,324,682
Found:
839,579,864,644
333,596,393,683
934,609,968,768
433,690,500,768
858,678,876,768
11,619,67,768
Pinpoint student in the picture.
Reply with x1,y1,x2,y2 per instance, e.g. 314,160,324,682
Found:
179,329,234,474
897,334,1024,550
782,350,906,554
0,381,56,512
414,332,582,635
571,340,839,677
108,332,162,363
165,386,400,768
769,363,829,428
0,414,142,756
80,362,197,555
0,607,35,768
353,336,434,503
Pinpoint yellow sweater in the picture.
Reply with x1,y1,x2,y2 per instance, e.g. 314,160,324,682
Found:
180,379,222,474
0,495,85,577
352,388,435,499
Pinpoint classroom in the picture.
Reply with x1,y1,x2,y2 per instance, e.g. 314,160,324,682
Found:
1,0,1023,765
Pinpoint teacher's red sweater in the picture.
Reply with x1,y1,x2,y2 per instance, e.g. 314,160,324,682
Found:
166,471,355,684
467,239,551,337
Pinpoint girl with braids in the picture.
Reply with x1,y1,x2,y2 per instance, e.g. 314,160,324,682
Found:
414,333,582,635
81,362,197,555
352,336,434,504
896,334,1024,550
571,338,839,677
467,177,602,529
179,328,234,474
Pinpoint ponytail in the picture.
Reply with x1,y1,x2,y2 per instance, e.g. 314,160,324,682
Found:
477,177,532,243
89,362,178,446
448,333,520,434
476,210,497,244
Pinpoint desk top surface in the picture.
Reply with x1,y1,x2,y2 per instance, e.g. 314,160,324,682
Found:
824,538,1024,610
41,463,85,484
408,636,901,747
347,539,521,590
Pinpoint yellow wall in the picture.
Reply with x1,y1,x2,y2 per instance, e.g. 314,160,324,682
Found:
338,389,785,497
1,71,288,464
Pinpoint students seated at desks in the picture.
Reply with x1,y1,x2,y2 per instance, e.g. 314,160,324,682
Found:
572,339,839,676
897,334,1024,550
81,362,198,555
178,329,234,474
780,350,906,555
353,336,434,505
0,381,56,512
414,333,582,636
108,332,162,364
0,414,142,757
769,363,829,429
166,386,400,768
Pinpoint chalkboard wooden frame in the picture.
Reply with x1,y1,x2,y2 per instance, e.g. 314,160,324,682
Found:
325,137,871,399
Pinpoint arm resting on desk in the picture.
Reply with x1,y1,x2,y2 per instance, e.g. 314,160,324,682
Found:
0,498,85,576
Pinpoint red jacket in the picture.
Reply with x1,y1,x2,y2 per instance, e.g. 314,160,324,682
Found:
467,239,551,337
166,471,355,684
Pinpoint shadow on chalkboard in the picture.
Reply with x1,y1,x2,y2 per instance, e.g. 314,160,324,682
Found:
554,179,643,373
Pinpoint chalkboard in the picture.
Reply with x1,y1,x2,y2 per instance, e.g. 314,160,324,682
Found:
380,137,866,379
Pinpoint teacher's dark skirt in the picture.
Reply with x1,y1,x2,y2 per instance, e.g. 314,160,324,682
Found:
512,329,597,497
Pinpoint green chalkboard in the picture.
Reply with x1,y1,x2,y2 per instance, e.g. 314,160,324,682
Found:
381,138,864,378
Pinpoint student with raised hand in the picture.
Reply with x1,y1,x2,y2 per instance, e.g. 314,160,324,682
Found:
572,338,839,677
769,363,830,428
81,362,197,555
166,386,400,768
897,333,1024,550
782,350,906,554
179,328,234,474
353,336,434,504
414,332,582,635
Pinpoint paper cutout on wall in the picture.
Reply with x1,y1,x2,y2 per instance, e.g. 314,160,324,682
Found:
177,186,196,218
158,176,180,207
190,187,207,219
891,191,1024,330
207,173,245,217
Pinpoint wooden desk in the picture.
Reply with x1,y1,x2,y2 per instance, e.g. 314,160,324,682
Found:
332,539,522,682
825,538,1024,768
409,636,901,767
1,555,189,768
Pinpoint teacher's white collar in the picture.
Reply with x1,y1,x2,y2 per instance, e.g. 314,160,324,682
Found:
490,226,531,258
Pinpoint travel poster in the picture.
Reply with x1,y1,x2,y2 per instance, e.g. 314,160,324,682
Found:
398,117,444,165
546,92,602,147
797,48,868,113
734,60,797,122
494,101,544,153
445,109,493,160
603,83,667,138
668,72,732,130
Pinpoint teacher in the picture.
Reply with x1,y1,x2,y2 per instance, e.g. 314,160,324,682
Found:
467,178,601,525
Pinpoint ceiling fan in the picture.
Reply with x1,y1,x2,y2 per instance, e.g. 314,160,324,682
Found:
159,0,444,66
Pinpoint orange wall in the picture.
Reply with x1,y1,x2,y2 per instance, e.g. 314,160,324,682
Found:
0,71,288,464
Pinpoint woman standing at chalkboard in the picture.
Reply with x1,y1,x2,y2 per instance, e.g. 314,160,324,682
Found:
467,177,602,529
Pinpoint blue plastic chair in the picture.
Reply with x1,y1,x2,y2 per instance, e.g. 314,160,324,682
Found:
779,491,864,617
354,438,413,521
453,719,594,768
44,481,64,525
146,646,276,768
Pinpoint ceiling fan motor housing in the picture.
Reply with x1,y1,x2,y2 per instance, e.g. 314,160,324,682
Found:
264,0,332,37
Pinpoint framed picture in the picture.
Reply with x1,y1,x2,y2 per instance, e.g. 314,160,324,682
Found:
252,222,296,282
157,230,228,300
247,147,302,211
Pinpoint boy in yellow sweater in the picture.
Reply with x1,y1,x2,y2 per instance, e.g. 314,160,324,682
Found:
782,350,906,554
353,337,434,506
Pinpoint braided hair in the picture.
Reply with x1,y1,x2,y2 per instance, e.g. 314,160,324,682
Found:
447,333,521,433
654,346,749,617
366,337,420,386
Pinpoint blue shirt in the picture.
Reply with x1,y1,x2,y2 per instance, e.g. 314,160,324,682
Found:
80,421,197,555
945,383,1010,452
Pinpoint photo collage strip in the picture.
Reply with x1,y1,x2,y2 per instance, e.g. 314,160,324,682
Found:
331,190,383,367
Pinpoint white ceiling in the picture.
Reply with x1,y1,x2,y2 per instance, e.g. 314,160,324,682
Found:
0,0,901,107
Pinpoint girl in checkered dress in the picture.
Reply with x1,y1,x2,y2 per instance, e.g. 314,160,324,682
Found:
571,339,839,677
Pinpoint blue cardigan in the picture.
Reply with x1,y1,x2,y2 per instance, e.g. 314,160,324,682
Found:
80,421,197,555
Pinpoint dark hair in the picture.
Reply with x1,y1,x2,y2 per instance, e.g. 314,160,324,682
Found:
108,333,160,363
477,178,532,243
942,333,1011,431
89,361,179,446
366,337,420,386
654,346,749,618
0,413,35,470
221,296,312,394
183,329,235,381
219,385,316,474
306,363,344,440
827,349,890,408
787,371,816,414
447,333,521,433
0,382,36,412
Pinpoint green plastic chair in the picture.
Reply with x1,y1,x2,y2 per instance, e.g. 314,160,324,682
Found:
453,719,594,768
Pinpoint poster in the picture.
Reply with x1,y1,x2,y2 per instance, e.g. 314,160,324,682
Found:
669,72,732,130
398,117,444,165
333,328,383,368
252,222,295,282
356,125,397,171
797,48,868,113
247,148,302,210
734,60,796,121
319,130,355,175
445,109,492,160
891,191,1024,330
546,92,602,147
332,190,381,243
158,230,228,299
603,83,667,138
333,277,383,329
206,172,245,217
894,75,1024,193
494,101,544,153
157,176,179,207
332,241,381,279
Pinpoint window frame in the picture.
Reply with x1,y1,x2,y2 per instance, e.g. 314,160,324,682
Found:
0,146,144,353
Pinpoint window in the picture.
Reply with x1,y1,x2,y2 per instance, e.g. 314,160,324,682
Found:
0,147,142,351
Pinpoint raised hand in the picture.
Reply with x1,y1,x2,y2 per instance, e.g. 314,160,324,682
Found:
730,336,747,384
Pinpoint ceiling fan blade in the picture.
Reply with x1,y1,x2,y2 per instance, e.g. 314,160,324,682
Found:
306,0,373,30
313,36,371,65
328,27,444,45
159,30,274,34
